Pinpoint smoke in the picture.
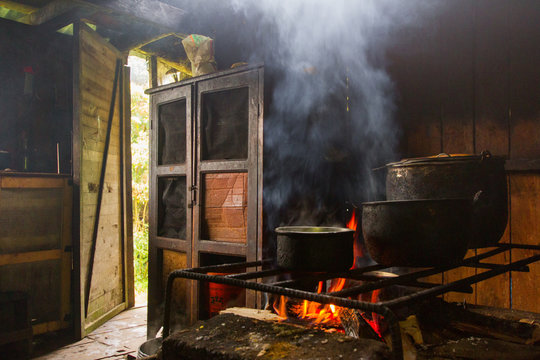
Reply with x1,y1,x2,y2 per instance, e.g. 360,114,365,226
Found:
176,0,440,229
228,1,441,229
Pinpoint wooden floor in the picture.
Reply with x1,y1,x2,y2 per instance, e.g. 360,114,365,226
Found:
32,302,147,360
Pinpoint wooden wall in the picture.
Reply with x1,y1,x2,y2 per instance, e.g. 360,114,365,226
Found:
387,0,540,312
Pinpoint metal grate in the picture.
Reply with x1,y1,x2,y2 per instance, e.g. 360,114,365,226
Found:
163,243,540,360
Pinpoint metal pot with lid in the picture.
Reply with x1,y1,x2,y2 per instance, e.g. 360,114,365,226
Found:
275,226,354,272
383,151,507,248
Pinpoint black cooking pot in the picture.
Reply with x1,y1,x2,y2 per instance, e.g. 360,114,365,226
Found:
362,198,473,267
275,226,354,272
384,151,507,248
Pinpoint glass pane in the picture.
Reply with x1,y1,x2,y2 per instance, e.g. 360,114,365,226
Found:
201,87,249,160
158,100,186,165
158,177,187,239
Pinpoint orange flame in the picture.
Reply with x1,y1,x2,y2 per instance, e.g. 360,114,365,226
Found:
273,209,383,337
346,209,365,269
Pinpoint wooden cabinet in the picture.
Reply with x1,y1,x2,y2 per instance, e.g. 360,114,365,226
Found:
147,65,263,334
0,174,72,336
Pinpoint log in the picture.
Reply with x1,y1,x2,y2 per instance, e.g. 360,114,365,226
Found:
417,337,540,360
417,299,540,345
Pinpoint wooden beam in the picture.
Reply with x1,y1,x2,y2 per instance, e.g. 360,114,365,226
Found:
0,249,62,266
23,0,76,26
84,0,186,30
0,1,36,14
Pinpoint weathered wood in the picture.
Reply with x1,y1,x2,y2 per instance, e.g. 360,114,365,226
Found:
509,174,540,313
76,23,128,337
84,0,186,30
440,0,475,154
474,0,510,156
506,159,540,172
123,65,135,308
475,235,511,308
162,250,189,329
424,300,540,345
508,2,540,159
0,249,62,266
0,176,64,189
417,337,540,360
386,7,441,157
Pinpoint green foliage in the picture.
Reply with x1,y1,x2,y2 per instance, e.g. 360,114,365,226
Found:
130,57,150,295
134,223,149,293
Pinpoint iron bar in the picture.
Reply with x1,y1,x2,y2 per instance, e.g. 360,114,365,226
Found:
162,243,540,360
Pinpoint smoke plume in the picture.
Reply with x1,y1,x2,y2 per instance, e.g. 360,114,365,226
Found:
226,1,438,228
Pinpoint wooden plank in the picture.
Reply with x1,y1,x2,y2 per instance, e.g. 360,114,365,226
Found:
440,1,476,303
509,174,540,313
475,232,511,308
440,0,475,154
60,179,73,328
1,176,64,188
162,250,189,328
509,1,540,159
474,0,510,156
33,320,70,335
84,0,186,30
202,173,248,243
388,11,441,157
123,66,135,308
0,249,62,266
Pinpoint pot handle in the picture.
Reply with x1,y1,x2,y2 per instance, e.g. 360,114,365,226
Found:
480,150,492,161
473,190,484,205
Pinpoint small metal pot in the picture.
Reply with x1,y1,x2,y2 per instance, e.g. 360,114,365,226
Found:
384,151,507,248
275,226,354,272
362,198,473,267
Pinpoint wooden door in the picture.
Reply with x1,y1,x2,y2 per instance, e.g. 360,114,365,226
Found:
148,83,193,336
191,68,263,322
73,23,133,337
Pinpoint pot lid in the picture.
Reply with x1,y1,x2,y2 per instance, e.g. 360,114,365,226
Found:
385,150,499,167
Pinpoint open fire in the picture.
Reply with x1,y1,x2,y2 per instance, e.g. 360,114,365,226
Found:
272,209,384,339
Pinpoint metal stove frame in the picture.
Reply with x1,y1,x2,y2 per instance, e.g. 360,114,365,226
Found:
163,243,540,360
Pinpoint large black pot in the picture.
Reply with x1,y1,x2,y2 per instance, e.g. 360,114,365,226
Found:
275,226,354,272
385,152,507,248
362,199,473,267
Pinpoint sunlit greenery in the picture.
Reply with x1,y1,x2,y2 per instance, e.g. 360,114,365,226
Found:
130,56,150,295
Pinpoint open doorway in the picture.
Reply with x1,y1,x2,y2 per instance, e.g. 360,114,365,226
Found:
128,55,150,306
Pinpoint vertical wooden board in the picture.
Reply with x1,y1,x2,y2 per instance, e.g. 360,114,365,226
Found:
162,250,189,328
440,0,475,155
476,227,511,308
443,249,477,304
439,1,476,303
474,0,510,156
202,173,248,243
510,174,540,313
386,9,442,157
509,1,540,159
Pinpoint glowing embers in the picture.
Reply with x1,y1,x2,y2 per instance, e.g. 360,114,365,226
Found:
271,278,385,339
